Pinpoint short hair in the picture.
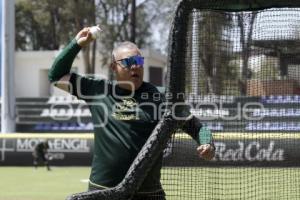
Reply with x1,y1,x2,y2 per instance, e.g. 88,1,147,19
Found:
111,41,140,62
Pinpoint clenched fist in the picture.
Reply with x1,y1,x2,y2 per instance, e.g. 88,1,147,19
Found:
75,27,96,47
197,144,215,160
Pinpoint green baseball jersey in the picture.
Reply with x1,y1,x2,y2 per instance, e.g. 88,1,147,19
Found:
49,39,212,194
69,73,165,192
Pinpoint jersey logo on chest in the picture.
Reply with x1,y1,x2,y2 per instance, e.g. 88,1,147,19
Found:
112,98,140,121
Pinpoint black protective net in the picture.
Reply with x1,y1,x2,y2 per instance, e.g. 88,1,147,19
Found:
158,2,300,200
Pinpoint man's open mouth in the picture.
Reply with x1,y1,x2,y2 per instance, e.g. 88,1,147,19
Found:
131,74,139,78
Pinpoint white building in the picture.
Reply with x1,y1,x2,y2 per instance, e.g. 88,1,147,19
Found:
15,49,167,97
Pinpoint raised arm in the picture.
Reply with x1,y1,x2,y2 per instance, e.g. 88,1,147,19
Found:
48,27,95,92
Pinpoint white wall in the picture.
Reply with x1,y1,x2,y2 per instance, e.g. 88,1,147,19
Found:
142,49,166,83
15,48,166,97
15,51,54,97
288,65,300,85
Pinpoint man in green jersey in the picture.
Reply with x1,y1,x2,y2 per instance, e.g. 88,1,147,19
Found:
49,27,215,200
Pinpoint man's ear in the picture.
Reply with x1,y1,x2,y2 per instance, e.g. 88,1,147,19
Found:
110,63,116,71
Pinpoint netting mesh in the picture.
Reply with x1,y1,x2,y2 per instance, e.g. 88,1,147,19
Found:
158,5,300,200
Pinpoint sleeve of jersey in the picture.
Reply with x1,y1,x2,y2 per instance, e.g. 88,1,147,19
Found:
181,116,202,145
157,86,214,146
182,116,215,148
69,73,108,101
48,39,81,83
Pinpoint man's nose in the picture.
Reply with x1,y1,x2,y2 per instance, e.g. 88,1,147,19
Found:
130,64,139,69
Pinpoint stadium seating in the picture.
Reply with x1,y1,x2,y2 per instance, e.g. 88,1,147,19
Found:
246,122,300,131
252,108,300,117
261,95,300,104
204,122,224,131
33,122,94,132
16,96,91,133
47,96,85,104
40,108,91,117
13,95,300,133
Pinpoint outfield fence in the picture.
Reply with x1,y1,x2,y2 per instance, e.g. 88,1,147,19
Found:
1,133,300,167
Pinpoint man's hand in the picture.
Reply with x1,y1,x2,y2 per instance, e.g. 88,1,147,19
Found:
197,144,215,160
75,27,95,47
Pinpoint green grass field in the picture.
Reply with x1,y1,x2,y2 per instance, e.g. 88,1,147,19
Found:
161,167,300,200
0,167,299,200
0,167,89,200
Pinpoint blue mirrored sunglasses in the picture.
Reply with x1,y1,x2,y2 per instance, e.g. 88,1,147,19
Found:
117,55,144,69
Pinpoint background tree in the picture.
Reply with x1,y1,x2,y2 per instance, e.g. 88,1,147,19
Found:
95,0,153,79
252,58,280,80
236,11,258,95
16,0,96,74
15,0,156,76
198,12,233,95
